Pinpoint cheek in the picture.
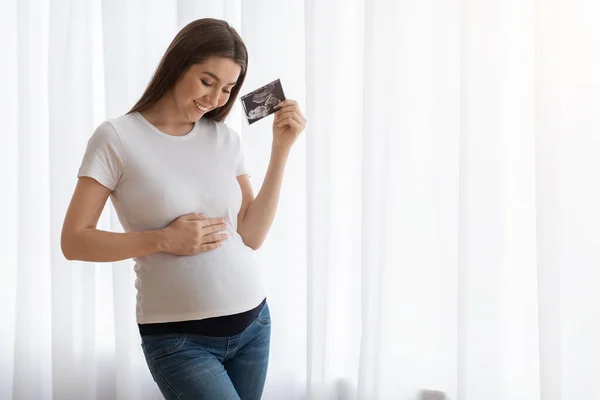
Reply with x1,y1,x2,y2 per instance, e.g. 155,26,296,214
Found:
192,83,208,100
175,84,200,106
218,93,231,108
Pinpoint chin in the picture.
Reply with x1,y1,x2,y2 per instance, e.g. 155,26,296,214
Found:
189,110,202,121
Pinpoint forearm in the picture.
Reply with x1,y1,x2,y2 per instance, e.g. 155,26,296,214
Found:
239,146,290,249
62,227,166,262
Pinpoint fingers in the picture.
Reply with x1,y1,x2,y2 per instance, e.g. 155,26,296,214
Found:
199,241,224,252
202,223,227,236
277,100,304,116
182,213,207,220
277,118,303,131
277,99,298,108
202,233,228,244
197,217,226,228
182,214,226,226
275,99,306,132
276,106,305,121
275,111,304,126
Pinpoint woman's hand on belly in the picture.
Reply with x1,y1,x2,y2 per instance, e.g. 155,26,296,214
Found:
158,213,228,256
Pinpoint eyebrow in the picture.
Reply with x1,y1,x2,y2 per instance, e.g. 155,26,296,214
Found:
202,71,237,86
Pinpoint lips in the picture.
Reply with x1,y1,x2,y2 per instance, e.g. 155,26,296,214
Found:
193,100,211,113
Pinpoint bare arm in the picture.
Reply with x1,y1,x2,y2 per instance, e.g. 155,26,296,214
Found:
236,146,289,250
61,177,228,262
61,177,167,262
236,99,306,250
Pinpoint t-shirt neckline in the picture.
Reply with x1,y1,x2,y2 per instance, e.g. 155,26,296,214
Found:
134,112,199,141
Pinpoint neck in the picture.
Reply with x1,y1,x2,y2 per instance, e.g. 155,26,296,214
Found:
140,92,195,136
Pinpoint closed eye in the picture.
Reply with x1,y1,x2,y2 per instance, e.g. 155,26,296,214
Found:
201,79,231,94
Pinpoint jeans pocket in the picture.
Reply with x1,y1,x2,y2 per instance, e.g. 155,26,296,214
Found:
256,303,271,326
141,334,187,361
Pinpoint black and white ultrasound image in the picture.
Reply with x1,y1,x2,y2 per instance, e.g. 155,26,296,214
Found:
240,79,286,125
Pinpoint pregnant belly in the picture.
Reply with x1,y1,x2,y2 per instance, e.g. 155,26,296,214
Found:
134,240,262,320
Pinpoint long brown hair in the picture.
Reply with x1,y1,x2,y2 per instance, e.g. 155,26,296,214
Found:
128,18,248,122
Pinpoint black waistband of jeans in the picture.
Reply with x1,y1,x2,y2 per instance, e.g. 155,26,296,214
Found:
138,298,267,337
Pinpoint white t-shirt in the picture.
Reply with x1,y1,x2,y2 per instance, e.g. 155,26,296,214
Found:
78,112,265,324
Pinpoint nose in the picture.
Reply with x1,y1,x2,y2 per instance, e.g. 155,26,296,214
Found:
205,92,220,108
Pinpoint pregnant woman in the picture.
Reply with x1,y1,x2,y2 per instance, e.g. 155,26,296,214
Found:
61,18,305,400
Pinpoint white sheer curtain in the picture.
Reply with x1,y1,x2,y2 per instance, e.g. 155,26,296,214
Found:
1,0,599,399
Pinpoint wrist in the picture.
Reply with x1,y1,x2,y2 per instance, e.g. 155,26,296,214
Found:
147,228,170,253
271,144,291,159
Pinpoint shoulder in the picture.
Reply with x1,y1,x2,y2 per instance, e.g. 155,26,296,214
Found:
88,119,121,148
89,113,151,154
90,113,141,140
85,114,142,162
103,113,143,137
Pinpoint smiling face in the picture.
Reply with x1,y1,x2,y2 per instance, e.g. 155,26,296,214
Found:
171,56,242,122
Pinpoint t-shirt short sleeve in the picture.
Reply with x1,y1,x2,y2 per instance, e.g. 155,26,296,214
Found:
230,126,249,177
236,148,248,177
77,121,124,191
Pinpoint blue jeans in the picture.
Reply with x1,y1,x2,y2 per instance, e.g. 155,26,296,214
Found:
140,303,271,400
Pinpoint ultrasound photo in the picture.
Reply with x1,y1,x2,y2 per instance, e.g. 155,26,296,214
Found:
240,79,286,125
